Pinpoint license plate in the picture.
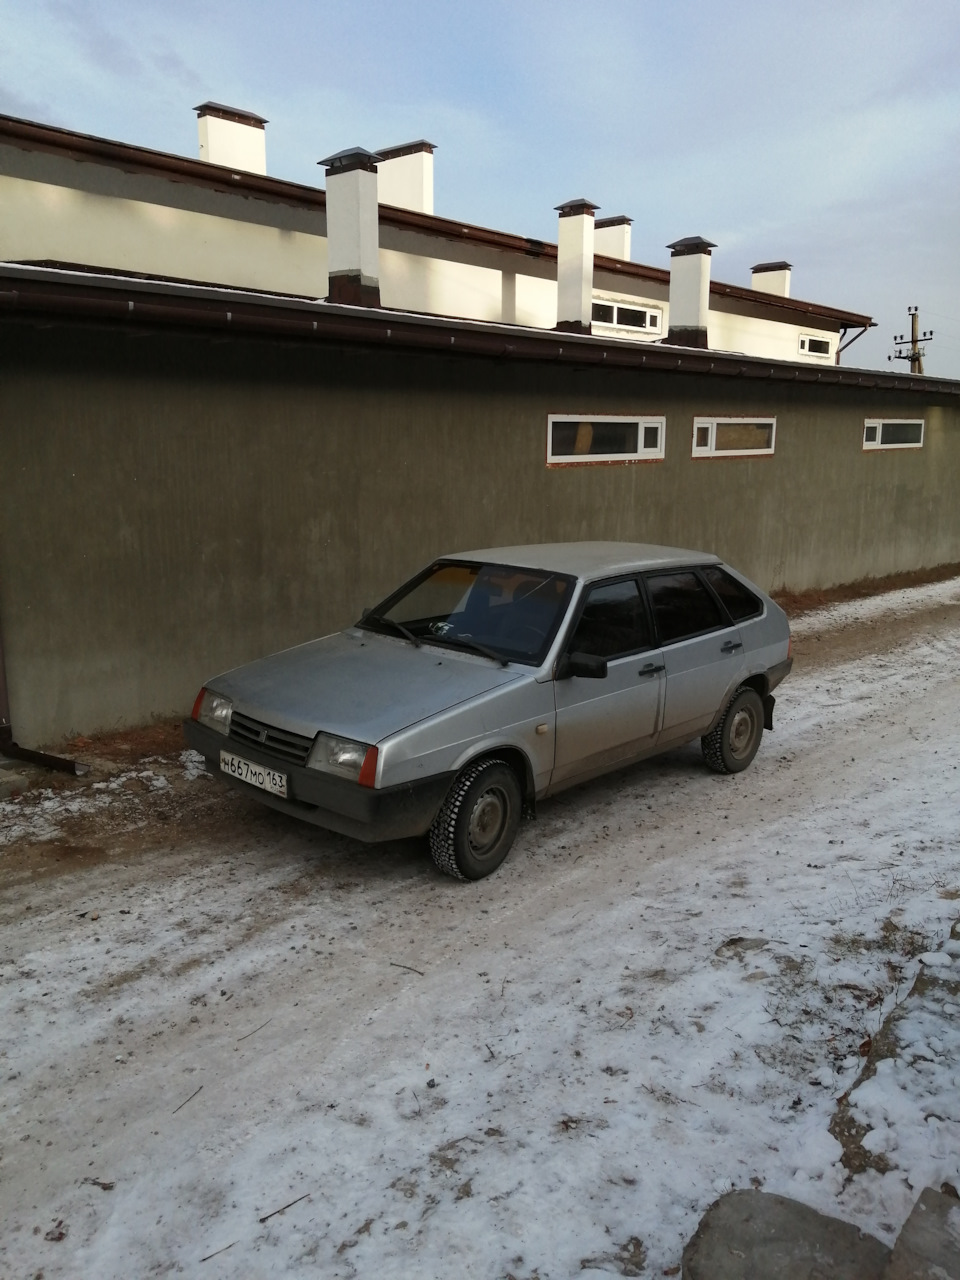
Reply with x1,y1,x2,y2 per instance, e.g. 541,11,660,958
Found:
220,750,288,798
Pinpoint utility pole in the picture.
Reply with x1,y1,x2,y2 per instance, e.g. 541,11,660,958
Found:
889,306,933,375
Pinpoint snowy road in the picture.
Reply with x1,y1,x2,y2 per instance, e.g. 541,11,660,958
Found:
2,579,959,1278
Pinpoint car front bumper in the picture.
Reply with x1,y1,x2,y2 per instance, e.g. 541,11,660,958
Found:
183,719,454,843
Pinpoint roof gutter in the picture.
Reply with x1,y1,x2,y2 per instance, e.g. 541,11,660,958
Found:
0,267,953,398
836,323,874,365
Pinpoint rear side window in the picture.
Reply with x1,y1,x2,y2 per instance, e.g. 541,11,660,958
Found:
700,566,763,622
568,578,653,658
646,571,724,644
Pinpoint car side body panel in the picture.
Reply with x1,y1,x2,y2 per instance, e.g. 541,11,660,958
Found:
551,649,664,789
377,675,555,793
658,626,745,740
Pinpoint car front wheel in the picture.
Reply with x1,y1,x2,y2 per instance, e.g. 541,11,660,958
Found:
428,758,522,880
702,686,764,774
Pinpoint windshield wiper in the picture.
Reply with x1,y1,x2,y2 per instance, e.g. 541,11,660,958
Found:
428,634,509,667
359,612,422,647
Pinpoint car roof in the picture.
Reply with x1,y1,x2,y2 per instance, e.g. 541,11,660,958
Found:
442,541,722,580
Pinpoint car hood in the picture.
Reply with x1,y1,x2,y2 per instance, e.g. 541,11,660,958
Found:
209,628,527,744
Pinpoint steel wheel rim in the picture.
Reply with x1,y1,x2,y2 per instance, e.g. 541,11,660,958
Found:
467,786,508,856
729,705,758,759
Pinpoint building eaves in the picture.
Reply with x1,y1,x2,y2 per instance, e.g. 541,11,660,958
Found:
0,263,946,398
0,112,876,332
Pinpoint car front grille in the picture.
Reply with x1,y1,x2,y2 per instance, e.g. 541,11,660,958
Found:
229,711,314,766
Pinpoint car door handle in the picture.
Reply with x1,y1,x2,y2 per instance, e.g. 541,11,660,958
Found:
721,640,743,653
639,663,664,676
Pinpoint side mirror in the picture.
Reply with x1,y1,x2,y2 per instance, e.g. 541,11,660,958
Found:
556,651,608,680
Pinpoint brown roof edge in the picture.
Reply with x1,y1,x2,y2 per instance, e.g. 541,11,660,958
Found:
709,281,874,329
0,112,872,328
0,266,948,397
0,112,324,207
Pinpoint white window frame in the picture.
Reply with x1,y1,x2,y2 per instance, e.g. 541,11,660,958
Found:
862,419,924,451
591,299,663,334
692,417,777,458
547,414,666,465
798,333,833,358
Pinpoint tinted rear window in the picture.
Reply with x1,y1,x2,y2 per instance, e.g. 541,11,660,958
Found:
646,571,724,644
700,566,763,622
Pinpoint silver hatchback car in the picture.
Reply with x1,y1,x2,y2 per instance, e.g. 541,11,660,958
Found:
184,543,792,879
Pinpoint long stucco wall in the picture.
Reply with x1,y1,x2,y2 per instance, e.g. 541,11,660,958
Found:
2,319,956,744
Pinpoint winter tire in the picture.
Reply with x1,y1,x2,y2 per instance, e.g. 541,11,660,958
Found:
428,758,523,880
701,686,764,774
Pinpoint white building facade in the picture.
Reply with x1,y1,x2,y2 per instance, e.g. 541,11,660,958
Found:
0,105,873,362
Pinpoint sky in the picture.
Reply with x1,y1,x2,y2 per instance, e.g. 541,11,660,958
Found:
2,0,959,376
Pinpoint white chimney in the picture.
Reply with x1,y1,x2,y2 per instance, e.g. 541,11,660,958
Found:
195,102,267,174
376,140,435,214
501,271,517,324
555,198,599,333
319,148,381,307
594,215,632,260
751,260,792,297
665,236,715,348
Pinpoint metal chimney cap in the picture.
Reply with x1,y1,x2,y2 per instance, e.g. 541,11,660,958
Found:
667,235,717,257
376,139,437,160
318,147,382,174
595,214,633,229
555,198,600,217
194,102,268,127
751,260,792,273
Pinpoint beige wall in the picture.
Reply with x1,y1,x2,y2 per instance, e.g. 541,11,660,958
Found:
708,309,837,362
1,318,956,744
1,148,842,358
0,172,330,296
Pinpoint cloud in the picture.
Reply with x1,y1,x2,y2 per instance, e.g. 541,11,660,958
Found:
0,0,957,372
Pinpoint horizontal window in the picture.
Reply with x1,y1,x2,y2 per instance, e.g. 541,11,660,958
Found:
547,415,665,465
692,417,776,458
591,301,662,332
863,419,924,450
799,334,832,356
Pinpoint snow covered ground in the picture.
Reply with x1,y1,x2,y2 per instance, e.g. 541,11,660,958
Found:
1,578,959,1278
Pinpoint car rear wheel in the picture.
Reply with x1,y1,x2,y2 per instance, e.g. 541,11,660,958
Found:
702,686,764,774
428,758,522,880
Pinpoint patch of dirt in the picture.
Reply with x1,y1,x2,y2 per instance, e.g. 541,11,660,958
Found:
62,717,186,765
830,964,960,1179
0,743,279,890
579,1236,646,1276
788,597,960,674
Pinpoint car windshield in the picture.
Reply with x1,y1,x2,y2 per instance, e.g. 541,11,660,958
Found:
361,561,575,665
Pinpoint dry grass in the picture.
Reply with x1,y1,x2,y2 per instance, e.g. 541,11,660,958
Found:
773,562,960,619
61,716,185,763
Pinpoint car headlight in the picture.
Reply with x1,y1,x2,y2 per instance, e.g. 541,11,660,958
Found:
307,733,378,785
191,688,233,735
